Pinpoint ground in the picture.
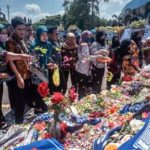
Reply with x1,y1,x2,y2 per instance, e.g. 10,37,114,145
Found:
2,73,107,115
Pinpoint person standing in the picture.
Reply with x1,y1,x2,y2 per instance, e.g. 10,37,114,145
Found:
76,30,92,99
131,31,143,68
48,27,65,94
25,23,34,50
30,25,51,113
0,50,31,127
117,39,140,76
0,24,9,128
90,30,108,94
6,17,32,124
61,33,78,93
108,35,121,87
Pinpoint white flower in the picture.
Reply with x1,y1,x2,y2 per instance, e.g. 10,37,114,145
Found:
89,94,97,101
130,119,144,133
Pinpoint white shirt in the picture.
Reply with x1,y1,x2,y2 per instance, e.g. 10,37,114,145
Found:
76,43,91,76
90,41,108,68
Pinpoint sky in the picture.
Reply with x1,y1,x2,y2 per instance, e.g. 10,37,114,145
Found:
0,0,132,23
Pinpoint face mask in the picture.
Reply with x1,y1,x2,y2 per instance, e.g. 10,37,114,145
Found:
0,34,8,43
85,38,91,43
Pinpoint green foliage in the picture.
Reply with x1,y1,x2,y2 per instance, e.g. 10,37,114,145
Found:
33,15,62,29
33,0,110,30
130,20,145,29
62,0,109,30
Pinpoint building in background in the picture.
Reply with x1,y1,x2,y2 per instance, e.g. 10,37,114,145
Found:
122,0,150,25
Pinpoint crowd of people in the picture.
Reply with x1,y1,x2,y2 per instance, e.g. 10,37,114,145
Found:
0,16,150,128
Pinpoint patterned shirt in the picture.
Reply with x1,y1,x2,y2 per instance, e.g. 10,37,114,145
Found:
6,34,30,80
76,43,91,76
90,41,107,68
61,45,78,70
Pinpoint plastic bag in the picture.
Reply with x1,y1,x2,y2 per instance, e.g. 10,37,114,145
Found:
52,65,60,87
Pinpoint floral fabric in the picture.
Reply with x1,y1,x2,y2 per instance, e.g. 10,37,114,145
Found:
90,41,107,68
76,43,91,76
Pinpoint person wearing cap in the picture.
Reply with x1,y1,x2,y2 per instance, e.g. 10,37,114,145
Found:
6,16,32,124
143,38,150,65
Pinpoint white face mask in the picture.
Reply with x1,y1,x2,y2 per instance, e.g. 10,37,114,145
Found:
0,34,8,43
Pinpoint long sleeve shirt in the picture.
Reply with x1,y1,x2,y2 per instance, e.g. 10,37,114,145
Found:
90,41,107,68
76,43,91,76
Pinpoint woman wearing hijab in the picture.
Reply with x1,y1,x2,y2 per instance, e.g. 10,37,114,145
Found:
90,30,108,94
111,35,120,50
30,25,51,114
76,30,92,99
61,32,78,93
108,35,121,87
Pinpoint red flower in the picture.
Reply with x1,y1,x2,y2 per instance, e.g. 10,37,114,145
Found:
34,121,46,131
109,122,115,128
60,122,68,135
89,112,105,118
68,87,77,102
42,132,52,139
142,112,149,119
37,82,49,98
109,106,117,114
122,75,133,82
51,92,64,104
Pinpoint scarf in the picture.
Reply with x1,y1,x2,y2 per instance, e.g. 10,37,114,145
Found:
63,33,78,50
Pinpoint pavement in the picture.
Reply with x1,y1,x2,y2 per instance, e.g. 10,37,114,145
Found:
2,73,107,115
2,83,10,115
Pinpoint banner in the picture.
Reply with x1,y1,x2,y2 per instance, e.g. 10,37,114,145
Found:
14,138,64,150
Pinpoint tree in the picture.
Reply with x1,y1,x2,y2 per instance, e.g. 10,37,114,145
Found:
33,15,62,29
111,14,125,26
112,14,118,21
62,0,109,30
63,0,71,12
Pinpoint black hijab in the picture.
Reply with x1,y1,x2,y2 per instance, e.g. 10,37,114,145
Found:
96,30,106,46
